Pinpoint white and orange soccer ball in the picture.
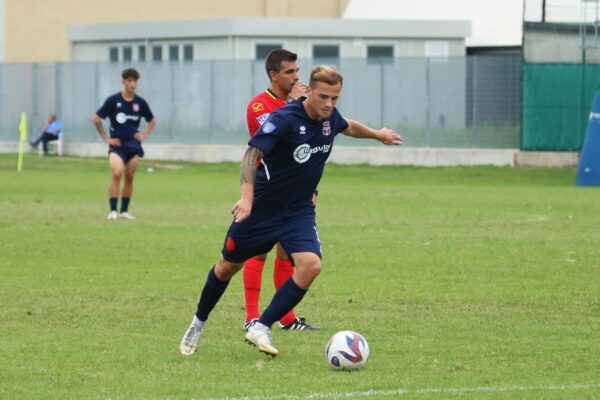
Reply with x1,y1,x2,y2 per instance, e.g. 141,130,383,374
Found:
325,331,370,370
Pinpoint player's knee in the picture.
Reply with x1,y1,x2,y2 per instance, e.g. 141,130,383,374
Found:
111,170,123,180
216,259,243,280
305,259,322,279
125,172,135,182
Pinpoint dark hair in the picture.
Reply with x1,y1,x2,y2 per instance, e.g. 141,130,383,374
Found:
265,49,297,79
122,68,140,80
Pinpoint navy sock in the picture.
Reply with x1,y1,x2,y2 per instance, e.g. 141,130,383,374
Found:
109,197,118,211
195,267,230,321
259,278,307,328
120,197,131,213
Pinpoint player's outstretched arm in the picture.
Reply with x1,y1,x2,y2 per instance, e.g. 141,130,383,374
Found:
342,119,403,146
231,145,265,223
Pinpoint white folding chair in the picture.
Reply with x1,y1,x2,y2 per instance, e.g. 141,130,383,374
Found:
38,132,63,156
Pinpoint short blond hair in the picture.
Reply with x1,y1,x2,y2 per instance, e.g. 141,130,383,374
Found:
309,65,343,88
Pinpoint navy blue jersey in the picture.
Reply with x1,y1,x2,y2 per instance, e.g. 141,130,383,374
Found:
248,99,348,217
96,92,154,141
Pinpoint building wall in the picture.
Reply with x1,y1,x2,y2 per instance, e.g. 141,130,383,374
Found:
4,0,349,62
72,36,466,62
72,38,234,62
524,31,583,63
525,31,600,64
0,0,5,61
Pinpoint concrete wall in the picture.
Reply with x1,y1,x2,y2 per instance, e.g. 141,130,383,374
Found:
4,0,349,62
514,151,579,168
524,25,600,64
524,31,584,63
0,142,579,167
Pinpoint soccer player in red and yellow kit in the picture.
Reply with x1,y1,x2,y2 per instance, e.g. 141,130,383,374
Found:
243,49,318,331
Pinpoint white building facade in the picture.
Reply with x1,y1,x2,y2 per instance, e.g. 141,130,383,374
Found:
68,17,470,62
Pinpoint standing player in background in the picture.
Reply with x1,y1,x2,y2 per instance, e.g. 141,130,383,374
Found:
92,68,156,220
180,65,402,357
244,49,318,332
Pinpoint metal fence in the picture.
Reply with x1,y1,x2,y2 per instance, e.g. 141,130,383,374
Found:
0,55,521,148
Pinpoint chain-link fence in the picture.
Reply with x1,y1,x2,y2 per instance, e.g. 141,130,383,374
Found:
0,56,520,148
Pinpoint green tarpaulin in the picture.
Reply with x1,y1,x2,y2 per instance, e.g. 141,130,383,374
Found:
522,63,600,151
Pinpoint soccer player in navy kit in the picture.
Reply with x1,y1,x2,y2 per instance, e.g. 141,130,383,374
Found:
92,68,156,220
180,66,402,357
243,48,318,333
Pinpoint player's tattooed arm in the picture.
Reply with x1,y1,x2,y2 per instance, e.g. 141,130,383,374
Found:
232,145,264,223
240,146,264,185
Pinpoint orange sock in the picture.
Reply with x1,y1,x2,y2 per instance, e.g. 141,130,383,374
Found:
273,257,297,326
243,257,265,323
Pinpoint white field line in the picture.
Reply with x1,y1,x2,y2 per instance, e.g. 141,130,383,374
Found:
199,383,600,400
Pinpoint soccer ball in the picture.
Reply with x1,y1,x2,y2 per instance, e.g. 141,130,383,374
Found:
325,331,370,370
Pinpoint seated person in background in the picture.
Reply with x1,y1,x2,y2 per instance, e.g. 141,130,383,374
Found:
30,113,63,156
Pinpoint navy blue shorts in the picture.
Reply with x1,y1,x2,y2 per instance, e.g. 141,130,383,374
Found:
221,212,322,263
109,145,143,164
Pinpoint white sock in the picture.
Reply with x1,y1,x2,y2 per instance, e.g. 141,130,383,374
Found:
192,315,205,328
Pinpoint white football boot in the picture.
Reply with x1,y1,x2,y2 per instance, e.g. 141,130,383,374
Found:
119,212,136,220
180,319,206,356
107,210,118,220
243,318,259,333
245,322,279,357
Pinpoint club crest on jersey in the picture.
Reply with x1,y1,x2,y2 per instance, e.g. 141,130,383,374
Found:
116,102,122,108
322,121,331,136
299,125,306,135
252,103,264,112
262,122,276,134
133,103,140,112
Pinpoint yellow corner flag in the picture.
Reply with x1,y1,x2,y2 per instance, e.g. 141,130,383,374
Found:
17,112,28,172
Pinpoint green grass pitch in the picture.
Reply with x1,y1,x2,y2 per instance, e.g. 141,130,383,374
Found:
1,154,599,399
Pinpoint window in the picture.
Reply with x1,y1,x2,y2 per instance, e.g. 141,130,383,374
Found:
255,44,283,60
152,45,163,61
109,47,119,62
169,45,179,61
122,46,132,62
425,41,449,59
313,45,339,59
138,45,146,62
367,45,394,64
183,44,194,61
